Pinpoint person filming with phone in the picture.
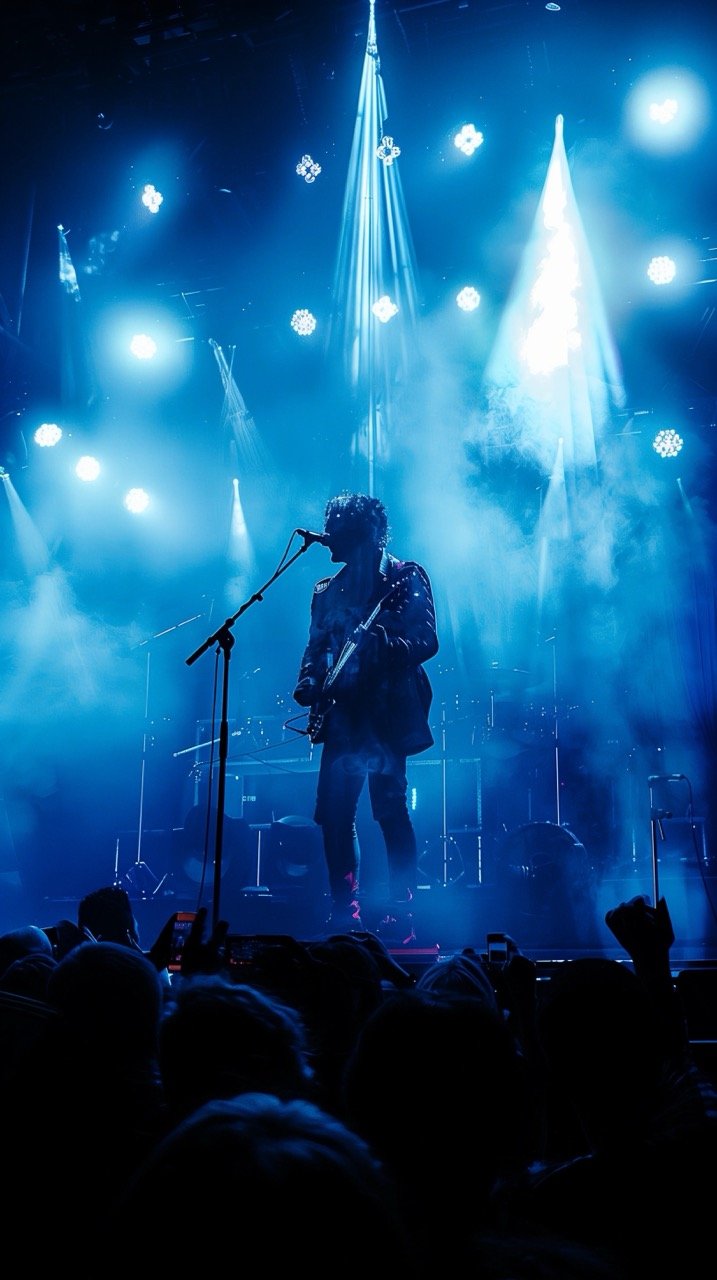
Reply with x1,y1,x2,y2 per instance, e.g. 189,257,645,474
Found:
293,492,438,943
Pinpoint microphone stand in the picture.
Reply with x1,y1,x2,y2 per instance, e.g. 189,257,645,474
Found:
185,538,314,930
648,777,671,908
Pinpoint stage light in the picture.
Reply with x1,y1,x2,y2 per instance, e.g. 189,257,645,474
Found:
454,124,484,156
290,309,317,336
652,429,683,458
76,455,101,482
34,423,63,447
97,304,190,394
296,155,321,182
625,67,709,154
141,183,164,214
130,333,158,359
647,255,677,286
649,98,678,125
124,487,150,514
456,286,481,312
376,135,401,166
372,295,398,323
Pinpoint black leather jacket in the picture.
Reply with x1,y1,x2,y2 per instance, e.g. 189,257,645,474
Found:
293,551,438,755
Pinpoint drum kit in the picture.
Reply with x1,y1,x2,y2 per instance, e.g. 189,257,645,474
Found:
424,659,597,888
432,662,559,759
126,652,599,904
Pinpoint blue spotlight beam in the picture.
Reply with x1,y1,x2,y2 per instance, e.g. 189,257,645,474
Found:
330,0,421,494
209,338,271,476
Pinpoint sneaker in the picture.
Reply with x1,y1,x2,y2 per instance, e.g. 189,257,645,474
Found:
327,899,363,933
375,905,416,947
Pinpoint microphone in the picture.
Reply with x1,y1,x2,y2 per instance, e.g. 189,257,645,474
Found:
297,528,330,546
648,774,686,784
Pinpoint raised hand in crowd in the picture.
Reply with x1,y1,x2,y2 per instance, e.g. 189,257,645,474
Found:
604,893,687,1060
604,893,674,975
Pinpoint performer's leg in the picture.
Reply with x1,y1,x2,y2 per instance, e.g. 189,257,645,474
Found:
315,746,365,926
379,810,418,900
370,758,418,942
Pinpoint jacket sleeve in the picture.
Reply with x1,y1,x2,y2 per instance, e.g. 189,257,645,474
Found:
293,586,331,706
374,562,439,668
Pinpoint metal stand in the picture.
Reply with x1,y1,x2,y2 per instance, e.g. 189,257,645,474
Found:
185,534,316,929
542,634,562,827
418,701,465,889
112,836,121,887
648,774,684,907
123,612,203,898
246,823,272,894
438,702,464,887
125,647,161,898
648,788,667,907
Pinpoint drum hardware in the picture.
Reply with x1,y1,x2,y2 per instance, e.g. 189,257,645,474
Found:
477,635,581,863
418,832,465,889
483,641,564,828
119,614,210,894
420,702,470,888
648,773,693,907
122,646,166,897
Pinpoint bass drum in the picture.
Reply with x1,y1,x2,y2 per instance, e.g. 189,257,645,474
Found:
498,821,589,877
496,822,598,947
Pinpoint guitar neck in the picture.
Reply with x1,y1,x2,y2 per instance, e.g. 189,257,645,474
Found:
326,592,392,688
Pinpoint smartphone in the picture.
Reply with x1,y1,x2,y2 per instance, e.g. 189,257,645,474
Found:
168,911,197,973
486,932,509,968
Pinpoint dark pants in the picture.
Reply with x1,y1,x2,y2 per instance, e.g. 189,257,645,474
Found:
315,741,418,905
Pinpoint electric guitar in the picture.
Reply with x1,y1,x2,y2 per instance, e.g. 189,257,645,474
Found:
306,578,405,744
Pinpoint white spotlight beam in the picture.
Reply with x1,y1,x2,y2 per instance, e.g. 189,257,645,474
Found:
483,114,626,491
209,338,272,476
330,0,421,493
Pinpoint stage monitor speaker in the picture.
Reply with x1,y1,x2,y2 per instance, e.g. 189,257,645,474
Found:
170,809,255,895
261,815,328,894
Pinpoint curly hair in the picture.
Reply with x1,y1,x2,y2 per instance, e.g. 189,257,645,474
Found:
323,492,389,549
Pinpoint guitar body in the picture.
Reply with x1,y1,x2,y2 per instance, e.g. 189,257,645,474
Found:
307,693,335,745
304,578,404,745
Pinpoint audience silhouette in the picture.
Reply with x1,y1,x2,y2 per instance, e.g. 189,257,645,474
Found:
105,1091,418,1273
501,896,717,1279
158,972,315,1128
341,984,536,1268
0,884,713,1275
